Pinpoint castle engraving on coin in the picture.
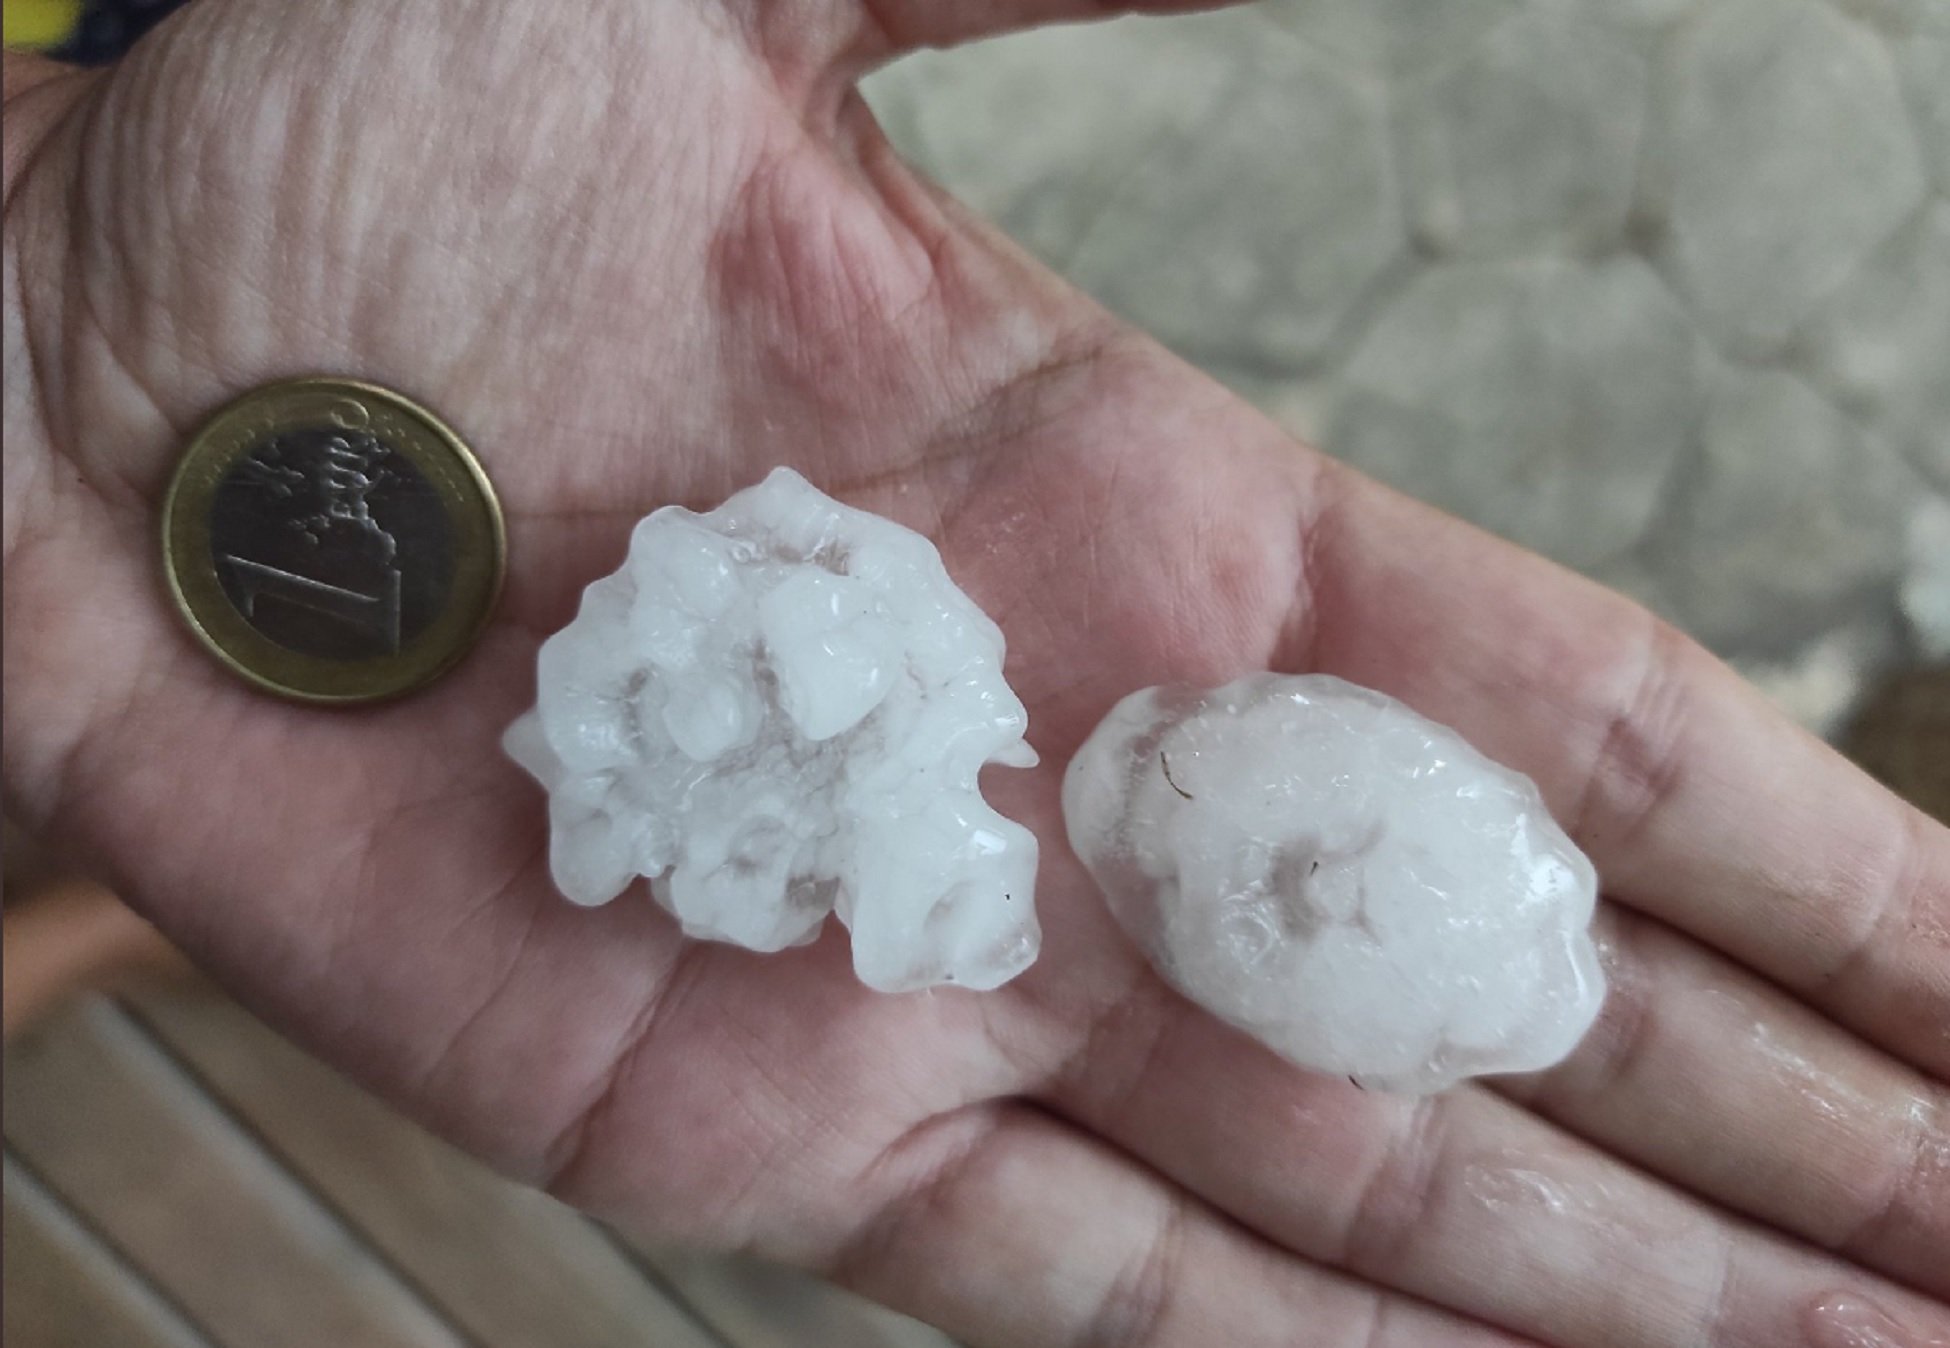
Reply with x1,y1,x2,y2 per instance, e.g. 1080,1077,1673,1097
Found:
162,378,503,703
210,427,452,661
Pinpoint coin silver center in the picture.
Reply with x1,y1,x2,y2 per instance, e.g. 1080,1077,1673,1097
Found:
208,427,454,661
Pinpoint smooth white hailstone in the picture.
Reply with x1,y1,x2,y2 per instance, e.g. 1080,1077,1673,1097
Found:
1062,674,1604,1093
505,468,1040,993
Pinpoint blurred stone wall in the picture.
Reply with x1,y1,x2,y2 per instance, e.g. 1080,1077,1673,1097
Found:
865,0,1950,734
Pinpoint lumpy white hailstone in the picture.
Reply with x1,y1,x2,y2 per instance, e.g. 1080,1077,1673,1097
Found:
504,468,1040,993
1063,675,1605,1093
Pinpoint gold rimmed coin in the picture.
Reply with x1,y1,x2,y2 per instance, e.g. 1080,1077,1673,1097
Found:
162,378,505,704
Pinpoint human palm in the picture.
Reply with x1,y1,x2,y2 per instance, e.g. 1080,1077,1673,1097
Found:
5,2,1947,1343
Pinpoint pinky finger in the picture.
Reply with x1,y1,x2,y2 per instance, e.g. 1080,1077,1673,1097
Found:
825,1102,1532,1348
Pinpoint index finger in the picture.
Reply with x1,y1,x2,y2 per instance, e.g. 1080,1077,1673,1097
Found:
1289,457,1950,1080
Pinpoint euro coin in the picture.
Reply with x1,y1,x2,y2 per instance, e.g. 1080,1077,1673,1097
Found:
161,378,505,703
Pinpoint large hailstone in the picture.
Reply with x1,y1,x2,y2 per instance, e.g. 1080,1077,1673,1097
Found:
504,468,1040,993
1063,675,1604,1093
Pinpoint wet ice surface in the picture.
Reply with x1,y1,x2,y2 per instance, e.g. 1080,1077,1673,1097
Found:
1062,674,1605,1092
505,468,1040,993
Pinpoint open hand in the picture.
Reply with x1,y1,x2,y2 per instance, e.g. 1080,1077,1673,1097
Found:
5,3,1946,1343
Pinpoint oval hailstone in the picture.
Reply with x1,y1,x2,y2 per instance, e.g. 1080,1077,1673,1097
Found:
504,468,1040,993
1063,674,1604,1093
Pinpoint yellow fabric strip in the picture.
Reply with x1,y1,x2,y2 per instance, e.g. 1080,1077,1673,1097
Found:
3,0,84,50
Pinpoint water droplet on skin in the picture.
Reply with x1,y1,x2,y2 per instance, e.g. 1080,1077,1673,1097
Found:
1466,1164,1573,1217
1804,1293,1947,1348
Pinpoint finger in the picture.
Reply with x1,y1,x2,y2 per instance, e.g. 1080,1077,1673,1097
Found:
825,1102,1535,1348
842,0,1230,58
1046,980,1950,1348
1496,905,1950,1300
765,0,1238,80
1293,460,1950,1080
2,51,99,188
